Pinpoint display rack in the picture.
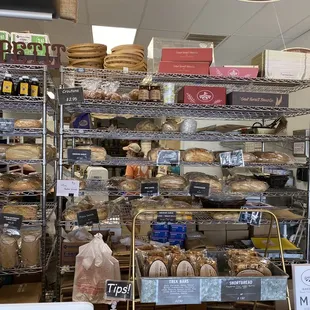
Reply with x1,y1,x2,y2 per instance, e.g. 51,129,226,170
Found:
0,64,57,300
57,66,310,307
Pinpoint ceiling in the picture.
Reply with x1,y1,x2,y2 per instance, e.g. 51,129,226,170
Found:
1,0,310,65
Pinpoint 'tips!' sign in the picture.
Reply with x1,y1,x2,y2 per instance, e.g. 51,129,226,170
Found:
105,280,133,301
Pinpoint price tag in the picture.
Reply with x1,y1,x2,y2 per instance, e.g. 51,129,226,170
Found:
105,280,133,301
0,213,23,231
56,180,80,197
57,87,84,104
221,278,261,301
0,118,14,132
219,150,244,167
67,148,91,164
157,150,180,166
238,208,262,226
157,211,176,223
77,209,99,226
140,182,159,197
189,181,210,197
156,278,201,305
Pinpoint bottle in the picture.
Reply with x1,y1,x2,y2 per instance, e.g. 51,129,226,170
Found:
1,73,14,96
15,77,23,96
19,76,30,96
138,83,150,101
149,83,161,102
30,78,40,97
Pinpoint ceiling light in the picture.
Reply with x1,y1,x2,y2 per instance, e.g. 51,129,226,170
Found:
239,0,280,2
92,25,137,53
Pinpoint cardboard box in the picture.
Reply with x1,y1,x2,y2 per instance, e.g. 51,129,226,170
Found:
161,48,213,62
210,66,258,78
226,230,249,244
226,224,248,231
250,224,278,237
178,86,226,105
227,92,288,107
252,49,310,80
159,61,209,74
11,32,50,56
186,223,197,232
61,241,89,266
0,283,41,303
198,223,225,231
203,230,226,245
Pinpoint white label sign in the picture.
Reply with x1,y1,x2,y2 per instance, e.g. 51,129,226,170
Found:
292,264,310,309
294,142,305,155
56,180,80,197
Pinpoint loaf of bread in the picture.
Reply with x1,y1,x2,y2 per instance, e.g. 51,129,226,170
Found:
229,179,269,192
159,175,187,190
184,172,222,192
0,174,19,190
135,120,159,132
243,152,257,163
2,205,38,220
14,119,42,128
0,144,9,159
76,145,107,161
9,177,41,191
162,120,180,132
119,179,140,191
183,148,214,163
5,144,56,160
254,152,291,164
211,212,240,221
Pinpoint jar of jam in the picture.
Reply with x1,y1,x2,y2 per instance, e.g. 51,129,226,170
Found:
19,76,30,96
30,77,40,97
149,83,161,102
138,83,150,101
1,73,14,96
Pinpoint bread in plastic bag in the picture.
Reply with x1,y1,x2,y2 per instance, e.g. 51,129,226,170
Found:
72,233,120,303
135,120,159,132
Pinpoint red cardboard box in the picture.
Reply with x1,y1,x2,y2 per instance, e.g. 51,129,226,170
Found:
158,61,209,75
161,48,213,63
210,67,259,78
178,86,226,105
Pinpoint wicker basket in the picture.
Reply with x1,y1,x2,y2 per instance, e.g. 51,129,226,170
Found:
56,0,78,22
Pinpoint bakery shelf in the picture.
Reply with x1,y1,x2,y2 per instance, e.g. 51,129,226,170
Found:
62,66,310,94
62,99,310,120
0,158,57,165
0,182,55,197
0,128,55,137
63,128,309,142
63,156,307,169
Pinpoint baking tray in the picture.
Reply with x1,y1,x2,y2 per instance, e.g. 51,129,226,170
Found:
136,251,288,304
251,237,300,251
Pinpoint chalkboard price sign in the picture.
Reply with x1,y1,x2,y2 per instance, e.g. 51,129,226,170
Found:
157,150,180,165
57,87,84,105
0,118,14,132
189,181,210,197
77,209,99,226
67,148,91,163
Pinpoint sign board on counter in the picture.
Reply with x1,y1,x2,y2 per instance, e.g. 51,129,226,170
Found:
57,87,84,105
56,180,80,197
292,264,310,309
157,150,180,165
105,280,133,301
157,211,176,223
67,148,91,164
221,278,261,301
0,119,14,132
156,278,201,305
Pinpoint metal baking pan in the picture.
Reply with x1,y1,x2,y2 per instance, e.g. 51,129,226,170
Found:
136,251,288,304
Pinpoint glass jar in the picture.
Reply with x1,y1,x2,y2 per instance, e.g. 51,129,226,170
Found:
138,84,150,101
149,83,161,102
1,73,14,96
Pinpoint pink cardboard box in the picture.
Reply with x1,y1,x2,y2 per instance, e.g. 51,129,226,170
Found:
158,61,209,75
161,48,213,62
210,67,259,78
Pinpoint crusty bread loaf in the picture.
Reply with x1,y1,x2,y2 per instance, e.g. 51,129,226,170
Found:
184,172,222,192
14,119,42,128
6,144,42,160
76,145,107,161
229,179,269,192
159,175,187,190
2,205,38,220
243,152,257,163
9,177,41,191
254,152,291,164
183,148,214,163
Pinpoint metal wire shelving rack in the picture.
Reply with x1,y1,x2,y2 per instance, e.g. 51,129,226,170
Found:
0,64,57,300
57,66,310,305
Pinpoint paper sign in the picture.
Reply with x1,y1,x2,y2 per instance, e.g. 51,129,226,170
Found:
57,87,84,104
292,264,310,309
156,278,201,305
221,278,261,301
157,211,176,222
56,180,79,197
0,118,14,132
105,280,133,301
239,208,262,226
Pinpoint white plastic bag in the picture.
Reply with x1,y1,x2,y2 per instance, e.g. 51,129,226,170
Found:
72,233,120,303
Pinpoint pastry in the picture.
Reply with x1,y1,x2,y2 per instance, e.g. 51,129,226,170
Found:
2,205,38,220
14,119,42,128
183,148,214,163
76,145,107,161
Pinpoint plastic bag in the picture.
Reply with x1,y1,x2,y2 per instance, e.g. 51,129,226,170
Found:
72,233,120,304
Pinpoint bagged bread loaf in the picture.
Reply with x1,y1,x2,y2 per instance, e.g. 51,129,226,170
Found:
254,152,292,164
21,227,41,267
183,148,214,163
184,172,222,192
159,175,187,190
161,120,180,132
76,145,107,161
0,235,19,269
9,176,41,191
14,119,42,128
135,120,159,132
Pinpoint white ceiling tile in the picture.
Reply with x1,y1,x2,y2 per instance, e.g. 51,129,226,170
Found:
140,0,207,32
236,0,310,38
285,30,310,49
77,0,89,25
135,29,186,50
190,0,264,36
281,16,310,39
215,36,273,65
87,0,146,28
